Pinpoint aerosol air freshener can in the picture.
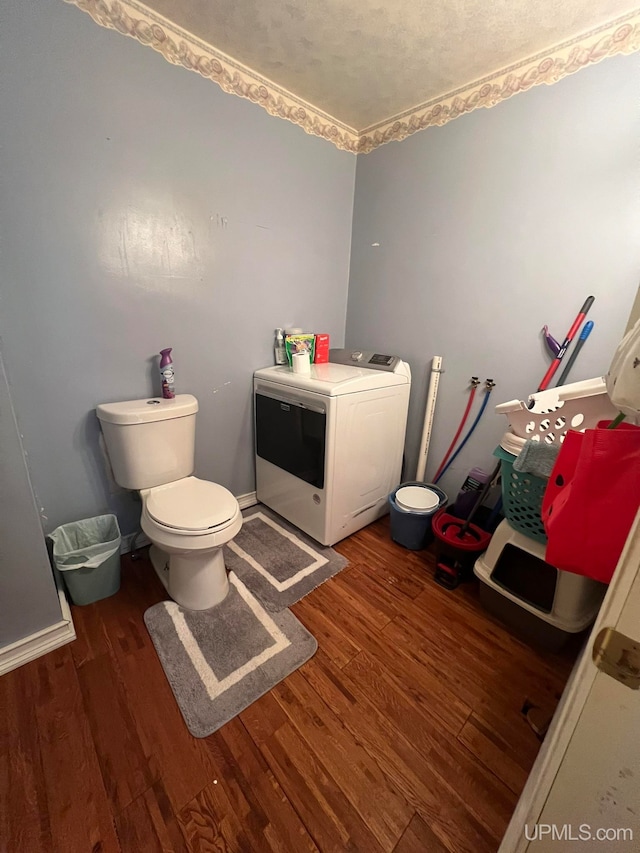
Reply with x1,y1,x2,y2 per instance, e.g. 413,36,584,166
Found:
159,348,175,398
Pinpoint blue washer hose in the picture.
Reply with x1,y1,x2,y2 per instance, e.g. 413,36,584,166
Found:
434,388,493,484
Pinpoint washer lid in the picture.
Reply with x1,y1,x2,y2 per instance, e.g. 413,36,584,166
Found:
253,361,410,395
146,477,238,531
395,485,440,513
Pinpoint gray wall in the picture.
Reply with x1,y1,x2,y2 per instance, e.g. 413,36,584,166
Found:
0,352,62,646
347,53,640,500
1,0,356,539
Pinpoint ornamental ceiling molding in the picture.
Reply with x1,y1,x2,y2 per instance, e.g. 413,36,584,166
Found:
66,1,640,155
64,0,360,152
357,10,640,153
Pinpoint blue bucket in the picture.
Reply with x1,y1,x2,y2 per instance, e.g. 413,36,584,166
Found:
388,481,448,550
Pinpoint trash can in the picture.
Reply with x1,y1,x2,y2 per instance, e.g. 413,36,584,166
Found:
49,514,122,606
388,482,447,550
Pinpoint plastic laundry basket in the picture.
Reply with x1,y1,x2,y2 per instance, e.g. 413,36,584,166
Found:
494,444,548,544
49,514,122,606
495,376,618,442
388,482,447,550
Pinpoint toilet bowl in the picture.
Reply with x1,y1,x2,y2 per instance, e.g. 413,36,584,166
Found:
95,394,243,612
141,476,242,610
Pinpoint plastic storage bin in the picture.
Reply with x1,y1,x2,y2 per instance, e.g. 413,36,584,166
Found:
474,519,606,650
49,514,122,606
388,482,447,550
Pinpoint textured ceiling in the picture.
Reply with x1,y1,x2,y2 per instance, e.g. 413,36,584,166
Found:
141,0,639,130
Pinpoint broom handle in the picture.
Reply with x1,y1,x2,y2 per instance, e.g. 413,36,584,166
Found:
537,296,594,391
555,320,594,386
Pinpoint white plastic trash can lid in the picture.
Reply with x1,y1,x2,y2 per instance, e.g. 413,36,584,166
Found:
395,485,440,513
500,429,526,457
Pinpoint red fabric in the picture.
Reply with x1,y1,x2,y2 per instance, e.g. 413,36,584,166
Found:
542,420,640,584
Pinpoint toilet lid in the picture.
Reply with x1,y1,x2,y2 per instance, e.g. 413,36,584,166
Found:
395,485,440,513
145,476,238,532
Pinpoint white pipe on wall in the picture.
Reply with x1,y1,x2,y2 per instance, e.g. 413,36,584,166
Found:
415,355,442,482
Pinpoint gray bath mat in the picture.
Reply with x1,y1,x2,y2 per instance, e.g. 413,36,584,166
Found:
144,573,317,738
223,505,349,611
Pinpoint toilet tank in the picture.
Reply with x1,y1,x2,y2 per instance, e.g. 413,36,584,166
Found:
96,395,199,490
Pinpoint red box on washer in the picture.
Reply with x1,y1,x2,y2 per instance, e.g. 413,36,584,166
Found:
314,334,330,363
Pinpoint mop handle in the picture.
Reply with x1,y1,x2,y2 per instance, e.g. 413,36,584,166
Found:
537,296,594,391
455,459,501,539
555,320,594,386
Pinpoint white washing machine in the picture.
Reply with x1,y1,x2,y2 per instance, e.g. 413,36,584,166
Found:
254,349,411,546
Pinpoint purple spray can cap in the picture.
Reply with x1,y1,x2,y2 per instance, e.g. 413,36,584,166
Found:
160,347,173,366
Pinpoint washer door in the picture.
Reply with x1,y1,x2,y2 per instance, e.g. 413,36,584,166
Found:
255,392,326,488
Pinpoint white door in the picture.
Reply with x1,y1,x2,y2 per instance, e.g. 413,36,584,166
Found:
500,509,640,852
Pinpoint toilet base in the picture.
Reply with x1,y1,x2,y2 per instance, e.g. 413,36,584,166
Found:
149,544,230,611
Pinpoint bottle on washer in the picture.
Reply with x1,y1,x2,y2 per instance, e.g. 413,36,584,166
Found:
274,329,287,365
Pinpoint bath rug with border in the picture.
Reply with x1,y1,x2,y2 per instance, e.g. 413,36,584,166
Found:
144,572,317,738
223,505,349,611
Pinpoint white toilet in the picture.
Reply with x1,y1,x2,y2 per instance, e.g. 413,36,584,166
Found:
96,394,242,610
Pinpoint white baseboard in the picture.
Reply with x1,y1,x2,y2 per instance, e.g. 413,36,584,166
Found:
0,491,260,676
0,587,76,677
237,490,258,510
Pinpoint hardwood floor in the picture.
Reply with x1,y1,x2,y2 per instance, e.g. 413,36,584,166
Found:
0,517,578,852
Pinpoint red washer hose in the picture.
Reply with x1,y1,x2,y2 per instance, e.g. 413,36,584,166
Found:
433,382,477,482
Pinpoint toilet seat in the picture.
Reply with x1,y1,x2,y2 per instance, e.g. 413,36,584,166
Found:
145,476,238,535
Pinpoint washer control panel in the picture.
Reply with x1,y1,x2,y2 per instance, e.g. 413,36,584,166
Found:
329,348,401,372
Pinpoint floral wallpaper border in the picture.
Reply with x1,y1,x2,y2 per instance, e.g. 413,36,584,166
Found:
63,0,361,152
65,0,640,154
357,11,640,153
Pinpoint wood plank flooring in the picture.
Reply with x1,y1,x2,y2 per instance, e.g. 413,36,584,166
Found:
0,516,579,852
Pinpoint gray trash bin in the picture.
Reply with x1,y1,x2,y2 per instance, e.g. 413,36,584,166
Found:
49,514,122,606
388,482,447,550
